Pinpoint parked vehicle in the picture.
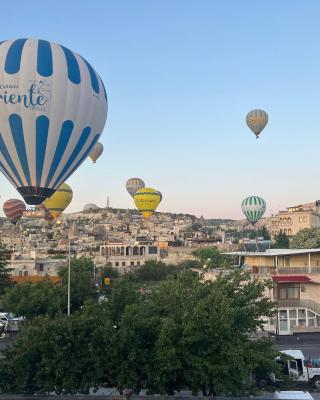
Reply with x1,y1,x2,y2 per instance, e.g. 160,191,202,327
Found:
0,312,24,332
273,391,314,400
277,350,320,388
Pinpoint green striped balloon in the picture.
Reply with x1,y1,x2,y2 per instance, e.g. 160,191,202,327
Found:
241,195,266,225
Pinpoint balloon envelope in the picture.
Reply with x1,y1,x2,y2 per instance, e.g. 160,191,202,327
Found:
0,39,108,205
134,187,161,219
246,109,268,138
241,195,266,225
89,142,103,163
43,182,73,220
3,198,26,224
126,178,145,198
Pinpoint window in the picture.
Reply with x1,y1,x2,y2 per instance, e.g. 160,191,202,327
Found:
288,229,292,235
287,217,291,224
23,271,28,276
115,262,119,267
284,255,290,267
130,261,134,266
304,217,307,222
39,263,44,272
148,246,158,254
137,261,140,266
299,217,303,223
277,283,300,300
122,262,126,266
18,271,22,276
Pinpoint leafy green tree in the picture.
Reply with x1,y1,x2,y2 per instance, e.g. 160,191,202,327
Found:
129,260,178,282
100,265,119,281
177,259,201,269
193,247,231,268
58,257,96,311
3,279,66,319
0,308,115,394
290,227,320,249
0,243,12,296
273,231,290,248
3,258,97,318
0,270,277,395
258,226,271,240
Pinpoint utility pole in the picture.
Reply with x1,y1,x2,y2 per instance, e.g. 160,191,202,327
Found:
67,226,71,317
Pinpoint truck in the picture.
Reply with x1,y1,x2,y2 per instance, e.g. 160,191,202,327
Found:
277,350,320,389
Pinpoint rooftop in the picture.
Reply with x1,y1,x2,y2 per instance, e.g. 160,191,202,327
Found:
225,248,320,256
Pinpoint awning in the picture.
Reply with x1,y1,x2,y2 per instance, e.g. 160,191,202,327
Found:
272,275,312,283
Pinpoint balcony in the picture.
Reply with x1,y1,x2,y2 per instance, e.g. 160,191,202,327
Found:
246,265,320,276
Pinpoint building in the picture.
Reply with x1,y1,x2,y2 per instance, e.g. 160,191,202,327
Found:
271,201,320,237
226,248,320,335
99,241,161,271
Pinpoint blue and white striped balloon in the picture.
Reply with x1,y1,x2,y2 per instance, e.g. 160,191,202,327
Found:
0,38,108,204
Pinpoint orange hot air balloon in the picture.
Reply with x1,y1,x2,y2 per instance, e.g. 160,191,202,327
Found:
3,199,26,224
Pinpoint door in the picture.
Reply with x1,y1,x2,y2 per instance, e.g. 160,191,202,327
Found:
288,360,300,380
278,309,292,335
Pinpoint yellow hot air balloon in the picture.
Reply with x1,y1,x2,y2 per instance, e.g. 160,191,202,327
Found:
134,187,161,219
43,183,73,220
246,109,268,139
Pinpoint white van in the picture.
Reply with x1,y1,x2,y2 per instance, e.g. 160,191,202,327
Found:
273,391,314,400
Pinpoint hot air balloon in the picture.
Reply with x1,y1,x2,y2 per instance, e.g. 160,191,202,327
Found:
126,178,145,198
0,39,108,205
156,191,162,202
89,142,103,163
43,183,73,220
246,109,268,139
134,187,161,219
241,196,266,225
3,198,26,224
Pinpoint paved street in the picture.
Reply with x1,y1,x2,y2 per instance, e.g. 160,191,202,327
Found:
274,333,320,359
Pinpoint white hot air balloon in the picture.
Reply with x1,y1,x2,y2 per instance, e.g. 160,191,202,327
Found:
89,141,103,163
0,39,108,204
126,178,145,198
246,109,268,139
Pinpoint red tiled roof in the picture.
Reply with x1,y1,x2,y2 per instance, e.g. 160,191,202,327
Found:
272,275,312,283
11,276,61,284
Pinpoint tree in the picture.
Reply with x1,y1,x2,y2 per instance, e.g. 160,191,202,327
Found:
142,270,276,395
129,260,178,282
3,258,97,319
0,308,115,394
193,247,231,269
273,231,290,249
3,279,66,319
58,257,96,311
99,265,119,282
290,228,320,249
0,243,12,296
258,226,271,240
0,270,277,395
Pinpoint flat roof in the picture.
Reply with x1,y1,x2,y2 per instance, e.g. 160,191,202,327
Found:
225,248,320,256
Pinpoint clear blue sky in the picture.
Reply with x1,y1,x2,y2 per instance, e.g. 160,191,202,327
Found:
1,0,320,218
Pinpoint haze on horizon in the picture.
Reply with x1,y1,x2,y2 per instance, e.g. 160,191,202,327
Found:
0,0,319,220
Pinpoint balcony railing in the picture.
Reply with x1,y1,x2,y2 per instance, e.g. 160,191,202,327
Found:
245,265,320,275
277,299,320,316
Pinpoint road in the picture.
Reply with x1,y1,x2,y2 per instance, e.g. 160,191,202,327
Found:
273,333,320,358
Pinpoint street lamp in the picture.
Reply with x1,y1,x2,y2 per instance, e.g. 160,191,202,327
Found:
67,234,71,317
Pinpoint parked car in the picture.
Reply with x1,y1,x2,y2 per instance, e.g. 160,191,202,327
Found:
0,313,24,331
274,391,314,400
